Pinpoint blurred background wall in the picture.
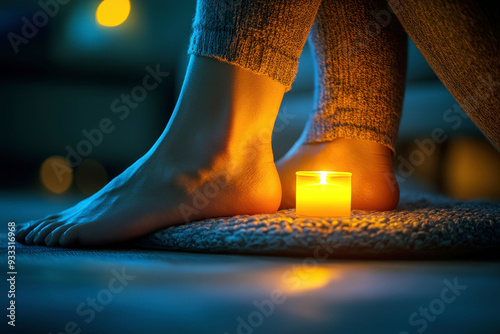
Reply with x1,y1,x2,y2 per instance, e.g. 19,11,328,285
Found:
1,0,499,201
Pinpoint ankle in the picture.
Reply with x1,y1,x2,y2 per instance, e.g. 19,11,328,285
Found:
182,56,284,126
163,55,285,158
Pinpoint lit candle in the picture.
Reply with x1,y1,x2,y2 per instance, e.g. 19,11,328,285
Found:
296,171,352,217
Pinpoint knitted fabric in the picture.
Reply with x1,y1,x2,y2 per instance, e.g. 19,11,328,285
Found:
188,0,499,151
188,0,407,152
188,0,321,90
134,191,500,259
304,0,407,153
390,0,500,150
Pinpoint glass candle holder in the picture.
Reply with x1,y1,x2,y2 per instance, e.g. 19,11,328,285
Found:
296,171,352,217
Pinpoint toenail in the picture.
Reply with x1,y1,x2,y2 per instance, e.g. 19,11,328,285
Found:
25,231,34,240
44,233,54,244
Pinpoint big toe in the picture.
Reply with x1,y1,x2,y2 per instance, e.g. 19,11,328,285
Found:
59,224,81,247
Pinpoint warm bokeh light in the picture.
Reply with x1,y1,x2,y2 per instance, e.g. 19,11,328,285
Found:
444,137,500,200
96,0,131,27
40,156,73,194
75,159,108,196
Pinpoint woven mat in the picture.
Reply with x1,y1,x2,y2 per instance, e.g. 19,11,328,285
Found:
134,192,500,259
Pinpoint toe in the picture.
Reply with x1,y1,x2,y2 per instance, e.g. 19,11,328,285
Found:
45,223,75,247
16,214,60,243
15,224,35,243
25,220,56,244
16,219,45,241
34,222,64,246
59,224,81,247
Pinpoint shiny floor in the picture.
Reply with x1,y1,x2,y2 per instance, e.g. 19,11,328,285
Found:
1,192,499,334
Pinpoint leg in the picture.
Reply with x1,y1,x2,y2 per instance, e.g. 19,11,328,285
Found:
390,0,500,150
278,0,407,210
17,0,321,246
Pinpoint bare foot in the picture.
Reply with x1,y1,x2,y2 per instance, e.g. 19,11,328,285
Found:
16,56,284,246
277,137,399,211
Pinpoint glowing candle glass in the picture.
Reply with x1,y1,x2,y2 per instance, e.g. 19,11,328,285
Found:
296,171,352,217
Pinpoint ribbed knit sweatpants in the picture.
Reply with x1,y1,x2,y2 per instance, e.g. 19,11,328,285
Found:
189,0,499,152
392,0,500,150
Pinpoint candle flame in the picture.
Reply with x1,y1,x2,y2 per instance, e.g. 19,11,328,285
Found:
319,172,327,185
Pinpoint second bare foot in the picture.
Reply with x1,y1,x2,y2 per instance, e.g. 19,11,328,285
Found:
277,137,399,211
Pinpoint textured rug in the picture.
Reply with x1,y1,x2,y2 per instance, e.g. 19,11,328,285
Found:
134,192,500,259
